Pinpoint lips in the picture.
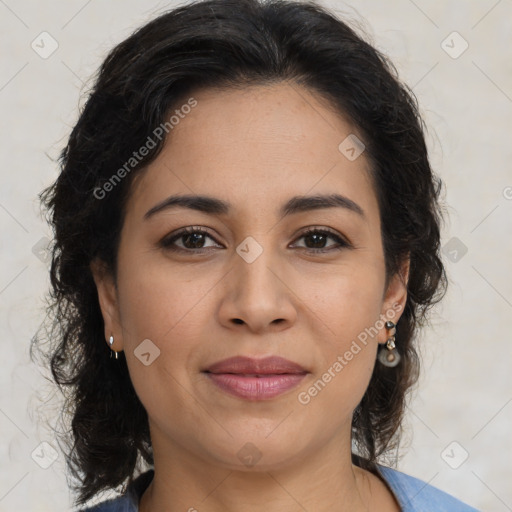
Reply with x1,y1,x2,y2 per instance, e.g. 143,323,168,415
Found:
202,356,309,401
203,355,308,375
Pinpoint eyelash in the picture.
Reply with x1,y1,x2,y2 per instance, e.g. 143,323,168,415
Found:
160,226,351,255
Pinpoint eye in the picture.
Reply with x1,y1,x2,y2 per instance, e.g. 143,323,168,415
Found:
290,227,350,253
160,227,223,253
160,226,351,255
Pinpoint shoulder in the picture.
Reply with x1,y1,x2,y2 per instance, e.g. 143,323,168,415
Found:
77,469,154,512
78,494,135,512
376,465,480,512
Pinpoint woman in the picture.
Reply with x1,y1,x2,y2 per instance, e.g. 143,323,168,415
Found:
36,0,479,510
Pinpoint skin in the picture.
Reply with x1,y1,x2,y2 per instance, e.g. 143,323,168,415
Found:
91,82,409,512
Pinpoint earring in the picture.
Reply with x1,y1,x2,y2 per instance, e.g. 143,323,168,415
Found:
378,320,400,367
109,334,118,360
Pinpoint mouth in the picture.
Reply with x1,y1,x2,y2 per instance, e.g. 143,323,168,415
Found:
203,355,308,375
202,356,309,400
203,372,308,400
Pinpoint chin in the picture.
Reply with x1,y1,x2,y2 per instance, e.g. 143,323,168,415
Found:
197,431,308,472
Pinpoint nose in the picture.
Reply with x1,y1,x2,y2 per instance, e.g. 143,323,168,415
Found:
217,243,297,333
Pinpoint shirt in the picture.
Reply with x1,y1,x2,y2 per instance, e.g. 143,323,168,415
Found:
79,465,480,511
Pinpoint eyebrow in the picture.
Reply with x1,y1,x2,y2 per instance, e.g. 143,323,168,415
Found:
144,193,365,220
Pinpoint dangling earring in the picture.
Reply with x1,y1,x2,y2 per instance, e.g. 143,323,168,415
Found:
109,334,118,360
378,320,400,367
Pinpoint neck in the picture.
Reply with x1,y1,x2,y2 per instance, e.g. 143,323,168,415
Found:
139,425,379,512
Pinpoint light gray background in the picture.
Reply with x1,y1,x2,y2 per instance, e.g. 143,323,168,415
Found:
1,1,511,511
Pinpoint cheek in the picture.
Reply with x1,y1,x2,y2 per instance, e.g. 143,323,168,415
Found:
115,249,220,393
297,262,385,341
116,247,215,342
115,255,216,423
294,266,384,407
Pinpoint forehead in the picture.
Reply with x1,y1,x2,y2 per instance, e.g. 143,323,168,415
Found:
126,82,378,222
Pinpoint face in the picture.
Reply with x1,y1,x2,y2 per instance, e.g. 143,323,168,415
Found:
92,83,408,471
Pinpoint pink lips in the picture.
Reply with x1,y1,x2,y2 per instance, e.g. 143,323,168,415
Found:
203,356,308,401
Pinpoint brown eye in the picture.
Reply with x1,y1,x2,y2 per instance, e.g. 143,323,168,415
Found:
291,228,350,253
160,227,222,253
160,226,350,255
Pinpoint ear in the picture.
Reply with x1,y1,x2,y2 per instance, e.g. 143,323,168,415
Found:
90,258,124,351
378,256,410,344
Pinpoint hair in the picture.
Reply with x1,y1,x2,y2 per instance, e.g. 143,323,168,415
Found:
34,0,447,507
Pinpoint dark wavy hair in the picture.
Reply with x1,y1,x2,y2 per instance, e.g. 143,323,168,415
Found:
33,0,447,507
